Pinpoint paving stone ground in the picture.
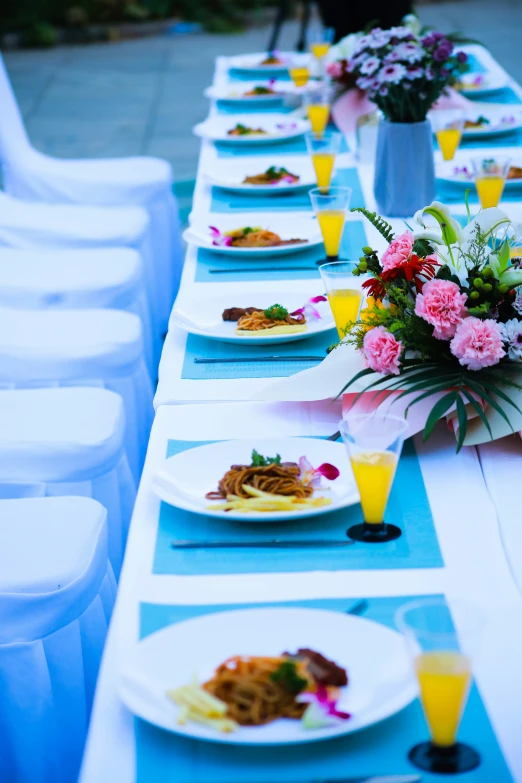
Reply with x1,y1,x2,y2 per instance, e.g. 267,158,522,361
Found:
3,0,522,182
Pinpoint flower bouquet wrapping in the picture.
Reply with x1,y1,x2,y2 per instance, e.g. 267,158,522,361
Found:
339,202,522,448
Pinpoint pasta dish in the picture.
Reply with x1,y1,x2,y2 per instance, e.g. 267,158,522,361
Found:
243,166,300,185
224,226,307,248
227,123,268,137
222,303,307,336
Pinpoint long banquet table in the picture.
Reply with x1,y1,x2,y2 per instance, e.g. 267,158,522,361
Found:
81,43,522,782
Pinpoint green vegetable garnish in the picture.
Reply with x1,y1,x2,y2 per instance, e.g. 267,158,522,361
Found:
270,661,308,694
265,166,289,178
251,449,282,467
477,116,490,126
264,303,289,320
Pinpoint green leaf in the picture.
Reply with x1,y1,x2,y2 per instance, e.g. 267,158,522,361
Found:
350,207,395,243
463,380,515,432
460,388,493,441
467,376,522,415
251,449,281,467
423,391,457,441
455,394,468,452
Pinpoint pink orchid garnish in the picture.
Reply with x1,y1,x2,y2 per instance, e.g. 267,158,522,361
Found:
268,78,276,87
300,685,351,720
291,295,328,321
299,456,340,487
209,226,232,247
473,75,484,86
276,122,297,130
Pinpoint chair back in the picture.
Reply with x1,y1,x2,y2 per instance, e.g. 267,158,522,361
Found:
0,52,32,166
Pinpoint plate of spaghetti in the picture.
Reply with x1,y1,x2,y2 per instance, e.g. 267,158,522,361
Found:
227,51,309,75
119,607,417,745
170,292,336,345
193,114,310,146
151,437,359,522
205,157,315,194
183,213,322,257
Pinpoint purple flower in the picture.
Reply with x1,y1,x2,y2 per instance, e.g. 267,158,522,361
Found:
422,31,444,47
356,75,379,90
388,25,413,40
379,84,389,97
291,295,327,321
360,56,380,75
300,685,351,722
405,65,424,80
513,290,522,315
434,39,454,61
501,318,522,360
209,226,232,247
440,67,450,78
298,456,340,487
378,63,406,84
395,42,424,63
456,51,468,64
425,68,435,81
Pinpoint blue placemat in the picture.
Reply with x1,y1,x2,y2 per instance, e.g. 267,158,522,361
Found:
465,86,522,105
215,125,349,157
437,181,522,204
217,100,294,115
153,437,443,575
181,330,335,380
135,594,512,783
229,69,292,82
210,168,365,213
194,220,368,283
464,52,487,73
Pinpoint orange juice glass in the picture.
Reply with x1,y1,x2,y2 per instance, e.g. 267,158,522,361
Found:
309,185,351,261
305,131,342,191
309,25,334,61
289,66,310,88
431,109,464,161
340,413,407,542
304,83,333,137
471,156,510,208
396,598,483,775
319,261,362,338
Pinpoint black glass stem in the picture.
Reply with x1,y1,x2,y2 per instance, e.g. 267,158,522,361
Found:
408,741,481,774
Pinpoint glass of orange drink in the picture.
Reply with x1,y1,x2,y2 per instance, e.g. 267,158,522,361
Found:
396,597,483,774
471,156,511,208
304,82,333,137
431,109,465,161
340,413,407,542
305,131,342,192
310,185,351,264
289,65,310,88
309,25,335,60
319,261,361,338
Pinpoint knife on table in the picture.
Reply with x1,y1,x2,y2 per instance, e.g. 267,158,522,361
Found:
209,266,319,274
194,356,324,364
172,539,356,549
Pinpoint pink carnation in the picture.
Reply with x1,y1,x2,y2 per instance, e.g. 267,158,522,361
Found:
450,317,505,371
381,231,414,272
327,61,344,79
363,326,403,375
415,279,468,340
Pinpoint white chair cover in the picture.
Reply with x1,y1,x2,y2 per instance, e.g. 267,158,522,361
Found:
0,387,135,575
0,307,153,481
0,246,157,371
0,53,182,328
0,495,116,783
0,190,168,339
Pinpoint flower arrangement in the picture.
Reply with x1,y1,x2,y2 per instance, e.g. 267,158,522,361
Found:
345,27,469,122
341,201,522,448
326,33,363,95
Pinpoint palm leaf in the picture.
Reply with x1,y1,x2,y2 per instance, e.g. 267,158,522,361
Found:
455,394,468,452
460,388,494,441
463,379,515,433
423,392,458,441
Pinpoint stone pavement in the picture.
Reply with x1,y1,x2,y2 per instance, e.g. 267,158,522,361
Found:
3,0,522,183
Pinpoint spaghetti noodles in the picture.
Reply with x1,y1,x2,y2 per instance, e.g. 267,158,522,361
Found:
203,656,309,726
236,309,306,332
206,462,313,500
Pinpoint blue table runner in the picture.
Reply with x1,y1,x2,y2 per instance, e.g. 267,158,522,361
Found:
135,595,512,783
194,220,368,282
210,167,365,213
153,438,443,575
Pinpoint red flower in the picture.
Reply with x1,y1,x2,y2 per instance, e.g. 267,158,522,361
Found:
362,254,438,300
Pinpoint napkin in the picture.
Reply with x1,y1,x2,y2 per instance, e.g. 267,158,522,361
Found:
331,89,376,134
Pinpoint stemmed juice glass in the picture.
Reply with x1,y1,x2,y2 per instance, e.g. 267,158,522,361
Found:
304,82,333,137
310,185,351,262
340,413,408,542
472,156,511,208
309,25,335,60
396,598,483,774
305,131,342,191
431,110,465,161
319,261,362,338
289,65,310,88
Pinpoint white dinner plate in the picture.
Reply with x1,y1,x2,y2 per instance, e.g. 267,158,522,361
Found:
437,158,522,189
204,81,296,103
170,291,335,345
456,72,508,97
460,105,522,139
193,114,310,145
119,606,417,745
183,213,322,257
228,51,310,75
205,157,316,194
151,437,359,522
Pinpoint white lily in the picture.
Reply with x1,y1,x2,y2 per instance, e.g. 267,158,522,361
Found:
413,201,515,284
